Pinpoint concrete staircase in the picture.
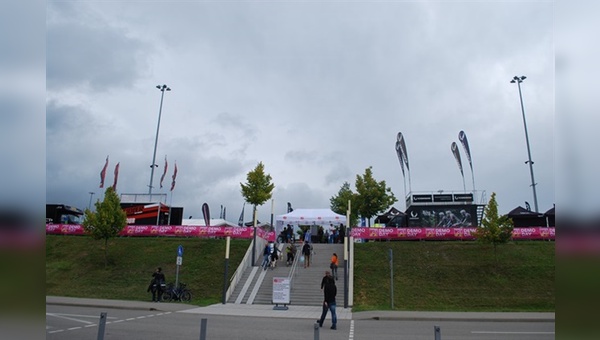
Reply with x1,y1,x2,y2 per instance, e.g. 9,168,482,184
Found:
228,243,344,306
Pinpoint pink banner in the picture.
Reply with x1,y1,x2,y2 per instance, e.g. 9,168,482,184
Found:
46,224,274,239
46,224,86,235
47,225,552,241
350,227,554,241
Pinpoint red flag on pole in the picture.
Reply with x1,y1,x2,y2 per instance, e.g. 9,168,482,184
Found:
112,162,120,190
160,156,168,189
170,162,178,191
99,156,109,188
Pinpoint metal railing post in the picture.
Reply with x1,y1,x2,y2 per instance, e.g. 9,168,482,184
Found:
97,312,107,340
199,318,208,340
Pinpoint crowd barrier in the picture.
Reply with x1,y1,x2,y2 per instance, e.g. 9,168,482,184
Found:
46,224,554,241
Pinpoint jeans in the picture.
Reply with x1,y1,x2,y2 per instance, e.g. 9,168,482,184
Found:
318,302,337,327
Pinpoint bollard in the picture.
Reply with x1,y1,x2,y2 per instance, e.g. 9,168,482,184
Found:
97,312,107,340
314,321,320,340
434,325,441,340
199,318,208,340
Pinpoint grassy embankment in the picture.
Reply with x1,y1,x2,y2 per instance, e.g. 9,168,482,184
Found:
353,241,554,312
46,235,554,311
46,235,251,306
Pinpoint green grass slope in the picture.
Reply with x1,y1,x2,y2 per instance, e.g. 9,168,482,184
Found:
353,241,555,312
46,235,250,306
46,236,554,311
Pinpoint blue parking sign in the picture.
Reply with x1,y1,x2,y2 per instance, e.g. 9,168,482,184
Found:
177,245,183,257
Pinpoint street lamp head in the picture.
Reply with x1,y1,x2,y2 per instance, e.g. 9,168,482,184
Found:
511,75,526,83
166,87,171,91
156,85,161,89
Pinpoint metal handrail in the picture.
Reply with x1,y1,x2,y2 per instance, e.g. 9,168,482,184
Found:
287,244,301,290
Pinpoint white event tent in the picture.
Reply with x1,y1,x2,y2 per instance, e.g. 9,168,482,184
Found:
275,209,346,237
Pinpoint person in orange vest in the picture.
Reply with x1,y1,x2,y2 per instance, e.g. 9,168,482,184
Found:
330,253,339,280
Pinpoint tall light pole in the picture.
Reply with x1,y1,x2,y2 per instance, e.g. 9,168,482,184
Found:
88,192,95,210
148,84,171,196
510,76,539,213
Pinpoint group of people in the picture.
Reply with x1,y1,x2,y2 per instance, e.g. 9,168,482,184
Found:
278,224,346,245
262,242,281,270
147,236,340,329
303,232,339,330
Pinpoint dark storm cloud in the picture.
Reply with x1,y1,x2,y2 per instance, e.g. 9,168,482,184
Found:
47,4,151,91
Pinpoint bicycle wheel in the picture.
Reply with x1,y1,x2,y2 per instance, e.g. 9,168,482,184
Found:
181,290,192,302
162,289,173,302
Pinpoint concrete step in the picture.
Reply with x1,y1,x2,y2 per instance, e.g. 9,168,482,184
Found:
229,242,345,306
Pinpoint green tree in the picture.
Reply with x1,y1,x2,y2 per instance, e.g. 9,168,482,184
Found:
82,187,127,266
240,162,275,221
354,166,397,227
240,162,275,265
330,181,359,227
473,192,514,270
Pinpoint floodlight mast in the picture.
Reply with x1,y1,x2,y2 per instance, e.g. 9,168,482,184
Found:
148,84,171,196
510,76,538,213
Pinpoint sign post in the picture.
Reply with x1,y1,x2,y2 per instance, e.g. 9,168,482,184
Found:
175,245,183,289
272,277,290,310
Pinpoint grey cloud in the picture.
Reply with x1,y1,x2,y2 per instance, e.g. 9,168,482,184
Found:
47,16,151,91
44,1,558,224
211,112,258,140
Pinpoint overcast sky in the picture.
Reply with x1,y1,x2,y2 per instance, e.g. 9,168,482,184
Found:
43,0,563,224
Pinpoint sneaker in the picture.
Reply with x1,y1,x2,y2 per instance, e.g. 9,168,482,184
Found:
316,320,322,327
330,325,336,330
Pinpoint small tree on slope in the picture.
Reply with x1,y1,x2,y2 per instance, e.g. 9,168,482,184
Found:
473,192,514,271
82,187,127,267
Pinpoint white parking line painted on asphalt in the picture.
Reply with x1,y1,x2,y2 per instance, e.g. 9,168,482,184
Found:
46,313,97,324
348,320,354,340
47,312,171,335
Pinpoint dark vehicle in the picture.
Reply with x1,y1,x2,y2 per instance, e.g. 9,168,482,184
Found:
46,204,84,224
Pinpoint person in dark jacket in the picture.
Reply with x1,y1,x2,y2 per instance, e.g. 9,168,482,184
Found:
317,271,337,329
150,267,166,302
302,241,312,268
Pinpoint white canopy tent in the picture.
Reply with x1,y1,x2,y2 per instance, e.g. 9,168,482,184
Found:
275,208,346,237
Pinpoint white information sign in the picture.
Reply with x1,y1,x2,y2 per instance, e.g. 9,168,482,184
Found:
176,256,182,265
272,277,290,304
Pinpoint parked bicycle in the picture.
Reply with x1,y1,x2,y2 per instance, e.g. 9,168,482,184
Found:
162,282,192,302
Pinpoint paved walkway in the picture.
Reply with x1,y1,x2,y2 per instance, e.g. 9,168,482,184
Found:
46,296,554,322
